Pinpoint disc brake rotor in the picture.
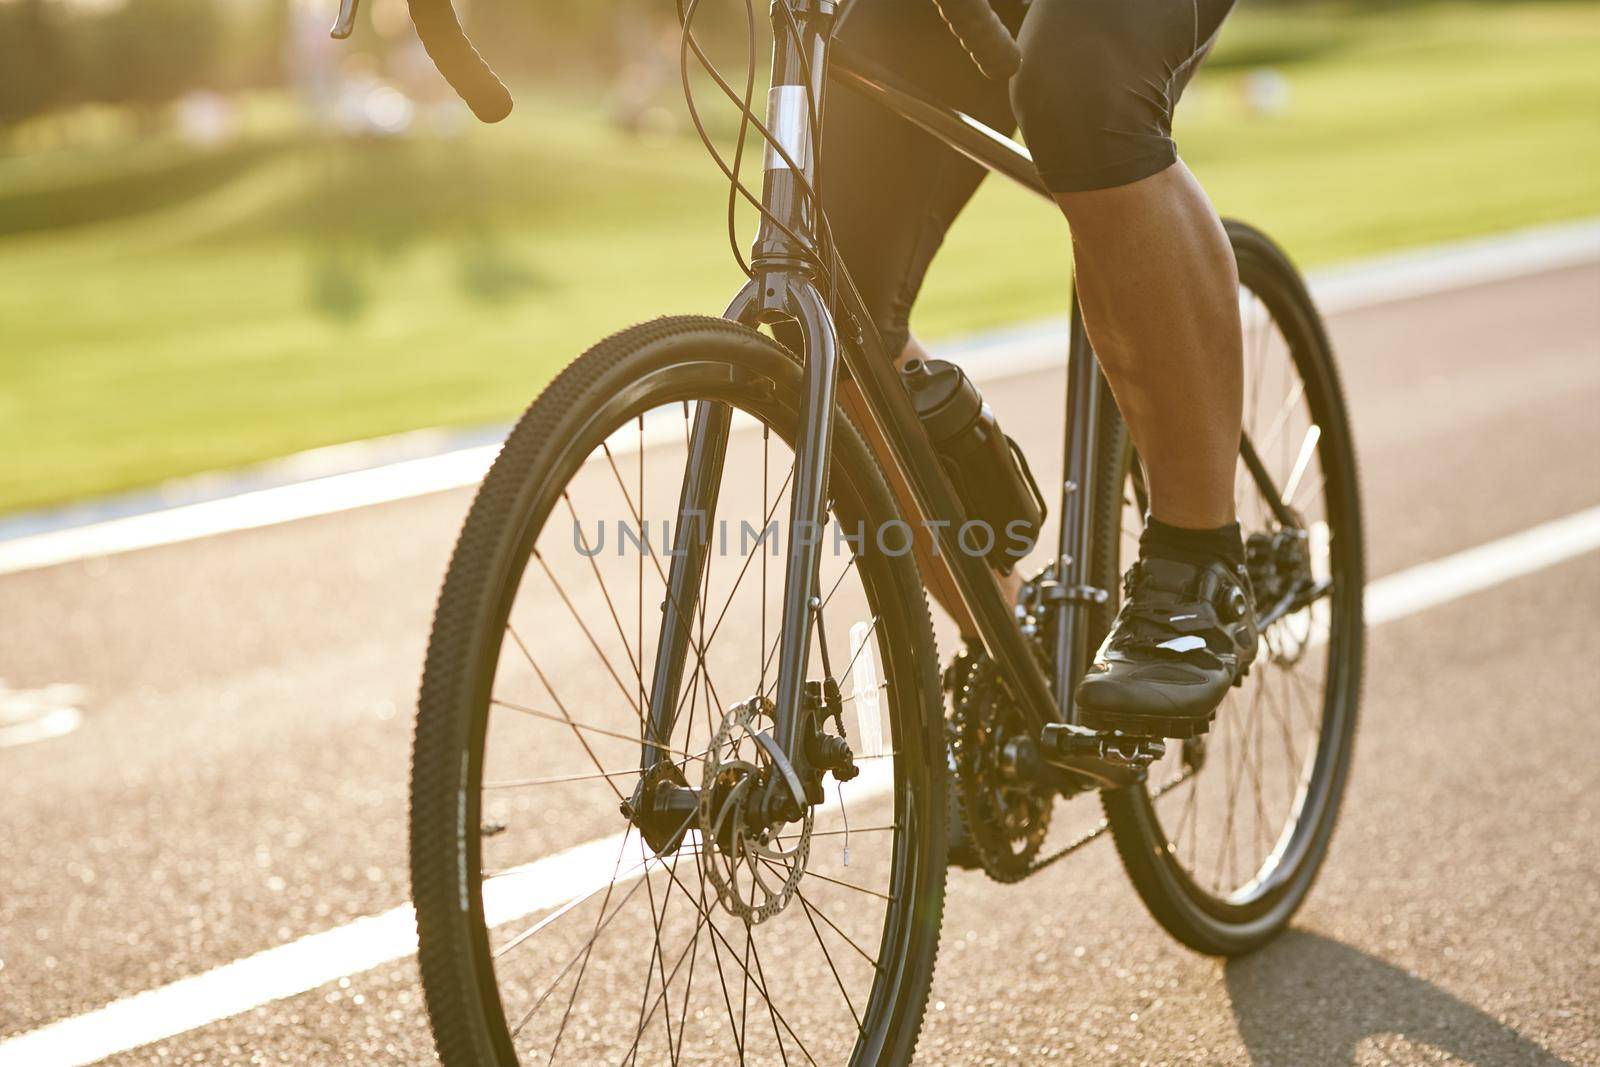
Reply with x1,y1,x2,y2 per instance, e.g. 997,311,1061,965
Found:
698,701,812,925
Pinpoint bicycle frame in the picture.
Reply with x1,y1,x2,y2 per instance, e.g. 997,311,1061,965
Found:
646,0,1135,812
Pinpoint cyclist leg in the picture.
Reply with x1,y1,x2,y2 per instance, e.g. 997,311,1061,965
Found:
823,0,1030,636
1011,0,1257,733
1015,0,1242,532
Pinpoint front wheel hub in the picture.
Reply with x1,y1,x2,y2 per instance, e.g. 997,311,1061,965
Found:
628,761,696,857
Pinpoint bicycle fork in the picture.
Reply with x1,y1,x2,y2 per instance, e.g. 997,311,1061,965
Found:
641,275,841,821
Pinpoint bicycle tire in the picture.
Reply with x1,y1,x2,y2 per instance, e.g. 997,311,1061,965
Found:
1095,221,1366,956
411,315,947,1064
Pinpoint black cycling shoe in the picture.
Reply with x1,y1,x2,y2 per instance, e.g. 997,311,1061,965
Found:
1074,555,1259,739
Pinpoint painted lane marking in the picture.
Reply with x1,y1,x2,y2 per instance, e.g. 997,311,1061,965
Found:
1365,504,1600,626
0,445,497,578
0,682,86,749
0,410,766,579
4,507,1600,1064
0,219,1595,578
0,763,894,1067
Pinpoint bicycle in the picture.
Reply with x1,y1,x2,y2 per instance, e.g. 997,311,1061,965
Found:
339,0,1366,1061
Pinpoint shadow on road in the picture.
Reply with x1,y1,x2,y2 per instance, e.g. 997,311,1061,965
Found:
1225,931,1571,1066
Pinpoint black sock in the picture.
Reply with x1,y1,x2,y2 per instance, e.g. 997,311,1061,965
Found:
1140,517,1245,570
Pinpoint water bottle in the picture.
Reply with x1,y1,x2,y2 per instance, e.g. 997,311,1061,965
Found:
900,358,1046,573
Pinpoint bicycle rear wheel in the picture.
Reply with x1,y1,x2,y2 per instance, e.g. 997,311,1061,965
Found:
411,316,946,1064
1095,222,1365,955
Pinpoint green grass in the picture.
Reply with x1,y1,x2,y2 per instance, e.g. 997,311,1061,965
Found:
1,0,1596,515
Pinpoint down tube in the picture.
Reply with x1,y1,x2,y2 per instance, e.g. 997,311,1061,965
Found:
832,295,1062,732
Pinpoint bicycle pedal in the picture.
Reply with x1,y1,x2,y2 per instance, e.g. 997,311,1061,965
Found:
1040,724,1166,767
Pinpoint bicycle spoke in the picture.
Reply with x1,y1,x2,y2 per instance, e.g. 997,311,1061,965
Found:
533,549,644,721
1212,688,1250,892
650,857,818,1063
509,832,642,1038
1281,426,1322,506
1265,667,1303,808
807,823,897,838
600,441,670,588
639,417,648,751
754,929,812,1067
484,766,642,790
701,877,747,1061
757,548,863,699
594,437,731,738
792,866,896,903
787,884,885,972
671,888,702,1064
1167,763,1202,853
501,632,631,801
623,900,710,1066
491,836,658,958
1245,678,1273,865
702,466,795,654
564,494,646,694
623,835,684,1066
795,889,864,1031
1256,378,1307,461
1290,468,1328,510
492,698,704,764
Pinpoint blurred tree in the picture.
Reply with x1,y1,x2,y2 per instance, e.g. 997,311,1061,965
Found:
81,0,224,118
0,0,765,135
0,0,69,131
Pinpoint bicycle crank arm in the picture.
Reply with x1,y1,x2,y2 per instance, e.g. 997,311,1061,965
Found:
1256,576,1334,629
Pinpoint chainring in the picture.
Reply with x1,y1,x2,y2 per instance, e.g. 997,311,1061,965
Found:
948,652,1054,883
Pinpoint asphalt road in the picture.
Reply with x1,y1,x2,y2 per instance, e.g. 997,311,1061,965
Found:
2,260,1598,1066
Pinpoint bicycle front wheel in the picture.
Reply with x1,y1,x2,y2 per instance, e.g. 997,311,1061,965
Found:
1095,221,1366,955
411,316,947,1064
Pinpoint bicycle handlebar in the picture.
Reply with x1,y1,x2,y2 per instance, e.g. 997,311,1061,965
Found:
930,0,1021,81
332,0,511,123
407,0,513,122
339,0,1018,126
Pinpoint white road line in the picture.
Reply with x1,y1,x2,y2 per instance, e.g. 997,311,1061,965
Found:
0,446,496,578
0,763,894,1067
1308,217,1600,315
0,218,1594,578
5,506,1600,1065
1365,504,1600,625
0,682,87,749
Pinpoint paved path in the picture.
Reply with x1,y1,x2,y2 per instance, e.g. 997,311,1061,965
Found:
1,261,1596,1065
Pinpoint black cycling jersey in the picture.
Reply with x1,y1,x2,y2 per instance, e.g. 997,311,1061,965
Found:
823,0,1235,357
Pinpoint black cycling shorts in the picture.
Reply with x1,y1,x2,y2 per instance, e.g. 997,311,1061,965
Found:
823,0,1235,356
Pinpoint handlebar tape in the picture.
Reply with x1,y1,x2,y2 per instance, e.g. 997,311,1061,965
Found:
930,0,1021,81
407,0,513,123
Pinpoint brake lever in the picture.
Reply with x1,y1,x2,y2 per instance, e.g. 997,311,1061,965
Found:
330,0,360,40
